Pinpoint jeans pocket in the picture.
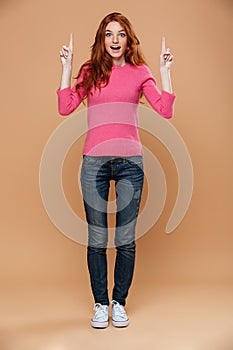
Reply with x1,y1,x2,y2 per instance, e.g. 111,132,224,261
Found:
126,156,144,170
82,155,105,167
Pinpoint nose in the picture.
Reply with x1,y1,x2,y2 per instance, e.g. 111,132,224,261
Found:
112,34,119,43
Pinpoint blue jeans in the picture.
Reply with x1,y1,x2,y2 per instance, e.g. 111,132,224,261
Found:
80,155,144,306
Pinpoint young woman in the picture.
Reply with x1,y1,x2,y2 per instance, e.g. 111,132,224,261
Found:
57,12,175,329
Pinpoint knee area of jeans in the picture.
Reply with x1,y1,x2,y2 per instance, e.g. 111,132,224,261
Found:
88,235,108,249
87,246,107,254
116,241,136,251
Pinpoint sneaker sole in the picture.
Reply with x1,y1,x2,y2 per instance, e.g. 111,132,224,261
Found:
112,319,130,327
91,320,109,328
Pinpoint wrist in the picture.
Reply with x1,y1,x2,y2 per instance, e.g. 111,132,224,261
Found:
160,67,170,75
62,63,72,70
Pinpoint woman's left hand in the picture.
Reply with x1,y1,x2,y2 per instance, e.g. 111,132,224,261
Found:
160,36,174,71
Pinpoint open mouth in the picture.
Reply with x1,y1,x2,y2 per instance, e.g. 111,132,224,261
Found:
110,46,121,50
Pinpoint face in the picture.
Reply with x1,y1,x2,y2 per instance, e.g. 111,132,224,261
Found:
104,21,128,66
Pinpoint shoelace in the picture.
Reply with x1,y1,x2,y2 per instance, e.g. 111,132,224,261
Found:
111,300,127,319
93,303,108,319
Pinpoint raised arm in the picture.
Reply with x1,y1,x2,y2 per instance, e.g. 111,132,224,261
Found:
59,32,73,89
159,36,174,93
57,33,86,116
142,36,175,118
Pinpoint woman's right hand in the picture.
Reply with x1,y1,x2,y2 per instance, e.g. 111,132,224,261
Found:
59,33,73,66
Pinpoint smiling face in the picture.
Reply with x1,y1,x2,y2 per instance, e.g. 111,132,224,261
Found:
104,21,128,66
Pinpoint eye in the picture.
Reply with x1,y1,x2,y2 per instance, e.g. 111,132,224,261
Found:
119,33,126,38
105,32,111,37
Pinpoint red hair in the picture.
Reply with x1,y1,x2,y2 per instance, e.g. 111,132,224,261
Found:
74,12,148,97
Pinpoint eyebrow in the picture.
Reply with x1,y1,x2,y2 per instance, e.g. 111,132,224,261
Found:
105,29,126,32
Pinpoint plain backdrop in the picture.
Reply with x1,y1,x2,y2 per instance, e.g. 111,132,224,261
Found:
0,0,232,349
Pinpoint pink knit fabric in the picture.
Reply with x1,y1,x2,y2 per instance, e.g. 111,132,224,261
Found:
56,63,176,156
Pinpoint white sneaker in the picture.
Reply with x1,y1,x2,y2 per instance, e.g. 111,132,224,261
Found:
91,303,109,328
111,300,130,327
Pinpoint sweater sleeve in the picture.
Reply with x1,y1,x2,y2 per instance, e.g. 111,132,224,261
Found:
56,68,87,116
141,65,176,118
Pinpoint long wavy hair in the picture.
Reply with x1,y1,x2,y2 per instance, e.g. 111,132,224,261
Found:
74,12,148,97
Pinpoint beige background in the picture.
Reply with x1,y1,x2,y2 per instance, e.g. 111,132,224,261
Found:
0,0,233,349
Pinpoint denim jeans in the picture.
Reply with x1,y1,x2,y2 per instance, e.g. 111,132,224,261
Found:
80,155,144,306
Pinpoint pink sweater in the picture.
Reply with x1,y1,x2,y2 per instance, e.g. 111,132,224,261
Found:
57,63,176,156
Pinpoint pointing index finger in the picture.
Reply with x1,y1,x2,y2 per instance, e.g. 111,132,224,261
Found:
162,36,166,53
69,32,73,51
